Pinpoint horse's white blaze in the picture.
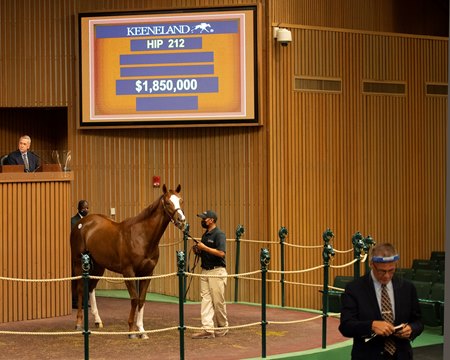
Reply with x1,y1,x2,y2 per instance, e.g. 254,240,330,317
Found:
136,305,145,332
89,290,102,325
170,194,185,221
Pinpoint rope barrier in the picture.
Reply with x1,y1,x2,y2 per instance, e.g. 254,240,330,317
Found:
330,258,359,268
90,272,177,281
159,239,183,247
284,242,323,249
333,248,354,254
284,280,323,288
268,264,324,274
90,327,179,336
185,270,261,278
0,330,82,336
0,275,81,282
268,314,323,325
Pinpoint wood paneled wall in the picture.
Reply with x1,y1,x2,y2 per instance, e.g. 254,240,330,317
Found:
266,25,447,308
0,0,447,311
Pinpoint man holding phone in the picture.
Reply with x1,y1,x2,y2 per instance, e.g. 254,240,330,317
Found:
339,243,424,359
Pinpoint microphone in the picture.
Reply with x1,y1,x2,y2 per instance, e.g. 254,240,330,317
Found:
64,154,72,172
28,151,42,173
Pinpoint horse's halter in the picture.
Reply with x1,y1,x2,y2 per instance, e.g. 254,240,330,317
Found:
161,193,186,231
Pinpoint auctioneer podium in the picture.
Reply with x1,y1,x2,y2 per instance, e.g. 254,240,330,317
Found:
0,166,73,323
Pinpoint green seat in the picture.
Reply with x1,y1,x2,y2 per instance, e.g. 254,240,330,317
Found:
411,280,432,300
419,282,444,330
396,268,414,280
413,269,440,283
430,251,445,262
326,276,354,313
412,259,438,271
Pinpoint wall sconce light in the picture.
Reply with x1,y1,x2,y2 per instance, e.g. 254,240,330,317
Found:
273,27,292,46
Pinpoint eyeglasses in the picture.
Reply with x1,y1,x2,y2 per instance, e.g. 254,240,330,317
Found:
372,263,396,275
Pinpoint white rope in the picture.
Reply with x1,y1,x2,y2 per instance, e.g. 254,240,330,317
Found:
90,326,179,336
329,258,359,268
268,264,324,274
0,275,81,282
333,248,354,254
90,272,177,281
0,330,82,336
284,242,323,249
268,314,323,324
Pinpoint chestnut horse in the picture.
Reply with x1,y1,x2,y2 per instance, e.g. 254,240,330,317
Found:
70,184,185,338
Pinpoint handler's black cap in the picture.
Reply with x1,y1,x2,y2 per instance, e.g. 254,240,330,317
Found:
197,210,218,221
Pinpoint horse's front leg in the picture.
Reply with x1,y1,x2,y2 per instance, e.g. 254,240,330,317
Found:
125,279,139,339
89,289,103,328
136,279,151,339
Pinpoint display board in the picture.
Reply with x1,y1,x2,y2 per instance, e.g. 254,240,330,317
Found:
78,7,257,128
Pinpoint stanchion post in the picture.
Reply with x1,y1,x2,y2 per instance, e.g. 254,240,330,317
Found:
278,227,288,307
352,232,364,278
260,248,270,359
362,235,375,274
322,228,335,349
177,251,186,360
183,223,190,303
234,224,245,303
81,253,91,360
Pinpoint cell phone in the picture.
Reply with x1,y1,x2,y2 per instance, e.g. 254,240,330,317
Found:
394,324,405,333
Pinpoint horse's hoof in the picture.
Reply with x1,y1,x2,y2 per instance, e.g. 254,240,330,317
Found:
128,334,138,339
140,333,149,340
75,325,83,331
95,322,104,328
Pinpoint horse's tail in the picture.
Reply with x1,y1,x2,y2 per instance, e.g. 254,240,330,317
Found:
70,220,89,275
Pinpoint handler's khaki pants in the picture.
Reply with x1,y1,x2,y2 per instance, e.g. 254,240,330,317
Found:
200,267,228,332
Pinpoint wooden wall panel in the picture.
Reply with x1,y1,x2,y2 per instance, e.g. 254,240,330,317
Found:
267,25,447,309
270,0,448,37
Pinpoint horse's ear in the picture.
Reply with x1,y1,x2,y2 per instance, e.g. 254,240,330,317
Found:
162,184,168,194
175,184,181,193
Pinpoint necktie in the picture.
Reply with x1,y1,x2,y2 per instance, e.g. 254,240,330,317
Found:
381,284,396,355
22,153,30,172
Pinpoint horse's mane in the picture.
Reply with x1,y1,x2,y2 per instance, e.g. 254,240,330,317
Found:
122,194,164,226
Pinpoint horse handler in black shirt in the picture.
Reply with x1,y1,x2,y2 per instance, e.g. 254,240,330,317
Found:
191,210,229,339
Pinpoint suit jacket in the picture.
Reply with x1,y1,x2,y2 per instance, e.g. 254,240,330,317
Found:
71,213,82,229
6,150,40,172
339,273,423,360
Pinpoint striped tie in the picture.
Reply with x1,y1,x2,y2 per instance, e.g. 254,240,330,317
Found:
22,153,30,172
381,284,396,356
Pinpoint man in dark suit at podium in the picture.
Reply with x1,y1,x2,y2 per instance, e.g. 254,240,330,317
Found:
6,135,40,172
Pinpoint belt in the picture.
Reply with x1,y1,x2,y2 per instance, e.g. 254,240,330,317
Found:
202,265,224,270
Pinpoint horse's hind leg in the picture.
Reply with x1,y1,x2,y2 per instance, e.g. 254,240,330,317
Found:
88,276,103,328
124,279,140,339
89,289,103,328
75,279,84,331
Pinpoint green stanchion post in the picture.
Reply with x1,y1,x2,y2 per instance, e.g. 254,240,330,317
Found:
260,248,270,359
177,251,186,360
322,228,335,349
183,223,190,303
363,235,375,274
233,224,245,303
81,253,91,360
352,232,364,278
278,227,288,307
